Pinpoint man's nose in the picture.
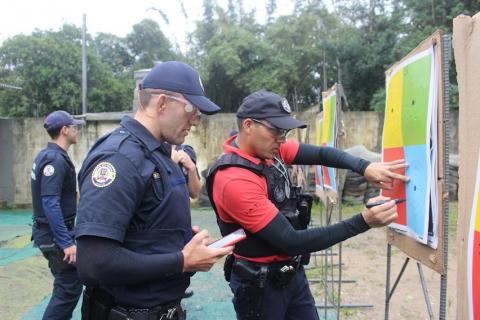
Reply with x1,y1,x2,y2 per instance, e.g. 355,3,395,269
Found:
276,135,287,142
190,113,201,126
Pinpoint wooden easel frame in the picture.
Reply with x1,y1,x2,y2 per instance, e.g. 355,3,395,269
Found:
384,30,451,320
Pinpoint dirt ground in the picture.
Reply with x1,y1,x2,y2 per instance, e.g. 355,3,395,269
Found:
306,203,457,320
1,204,457,319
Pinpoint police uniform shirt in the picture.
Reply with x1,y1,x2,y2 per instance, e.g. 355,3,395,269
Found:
31,142,77,224
76,116,192,307
175,144,199,179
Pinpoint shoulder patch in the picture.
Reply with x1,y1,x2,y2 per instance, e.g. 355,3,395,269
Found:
91,162,116,188
43,165,55,177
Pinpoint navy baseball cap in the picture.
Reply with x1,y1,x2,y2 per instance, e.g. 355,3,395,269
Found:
139,61,221,115
237,90,306,130
43,110,85,131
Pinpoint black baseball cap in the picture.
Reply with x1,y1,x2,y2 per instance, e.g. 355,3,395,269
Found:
139,61,221,115
237,90,307,130
44,110,85,131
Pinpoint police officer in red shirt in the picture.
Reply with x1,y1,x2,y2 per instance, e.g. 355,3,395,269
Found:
207,90,409,320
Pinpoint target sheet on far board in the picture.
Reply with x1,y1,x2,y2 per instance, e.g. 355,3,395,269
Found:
382,46,439,248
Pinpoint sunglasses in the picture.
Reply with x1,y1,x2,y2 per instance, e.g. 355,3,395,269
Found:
251,119,291,138
152,94,200,116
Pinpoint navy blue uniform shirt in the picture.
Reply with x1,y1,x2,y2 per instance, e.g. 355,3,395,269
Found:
31,143,77,251
175,144,199,180
76,116,193,307
31,143,78,222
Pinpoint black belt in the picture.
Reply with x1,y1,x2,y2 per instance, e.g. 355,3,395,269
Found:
109,302,186,320
235,256,302,275
83,287,186,320
232,256,302,289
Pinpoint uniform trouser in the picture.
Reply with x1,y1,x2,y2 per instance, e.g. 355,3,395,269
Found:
229,266,319,320
33,227,83,320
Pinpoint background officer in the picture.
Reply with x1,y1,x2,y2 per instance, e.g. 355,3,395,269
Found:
172,144,202,199
172,144,202,299
31,110,85,320
75,61,232,320
207,90,410,320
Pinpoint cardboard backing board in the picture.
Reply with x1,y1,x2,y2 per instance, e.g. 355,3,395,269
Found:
453,12,480,320
315,84,346,204
385,30,446,274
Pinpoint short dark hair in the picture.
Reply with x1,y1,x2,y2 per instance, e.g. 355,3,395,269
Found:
138,89,180,109
47,127,62,139
236,117,245,132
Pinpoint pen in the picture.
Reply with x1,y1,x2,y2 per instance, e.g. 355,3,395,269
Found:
366,198,406,209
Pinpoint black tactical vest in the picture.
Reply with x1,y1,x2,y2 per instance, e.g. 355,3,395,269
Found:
206,153,309,258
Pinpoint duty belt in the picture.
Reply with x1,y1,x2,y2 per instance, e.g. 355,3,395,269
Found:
232,256,302,289
109,303,186,320
82,287,186,320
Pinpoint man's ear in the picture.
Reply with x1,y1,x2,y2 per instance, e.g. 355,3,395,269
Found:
60,126,69,136
156,94,168,114
242,118,254,134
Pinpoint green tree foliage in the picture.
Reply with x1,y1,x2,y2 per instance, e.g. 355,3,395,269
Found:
332,0,404,110
265,4,339,109
0,25,132,116
126,19,177,69
1,0,473,116
93,33,134,74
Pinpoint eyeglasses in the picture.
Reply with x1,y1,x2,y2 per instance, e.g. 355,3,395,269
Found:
251,119,291,138
152,94,200,116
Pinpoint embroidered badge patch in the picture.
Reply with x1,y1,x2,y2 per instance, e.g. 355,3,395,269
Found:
198,75,205,91
91,162,116,188
281,98,291,113
43,165,55,177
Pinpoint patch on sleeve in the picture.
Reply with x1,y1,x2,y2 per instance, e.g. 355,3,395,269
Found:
91,162,116,188
43,165,55,177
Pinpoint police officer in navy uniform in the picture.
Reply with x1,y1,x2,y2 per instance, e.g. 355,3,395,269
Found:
207,90,410,320
171,144,202,299
172,144,202,200
31,110,85,320
75,61,232,320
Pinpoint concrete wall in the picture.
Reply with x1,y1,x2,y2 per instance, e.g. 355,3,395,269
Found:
0,119,14,204
297,108,385,152
0,111,459,206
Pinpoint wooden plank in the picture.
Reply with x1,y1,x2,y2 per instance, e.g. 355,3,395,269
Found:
453,12,480,320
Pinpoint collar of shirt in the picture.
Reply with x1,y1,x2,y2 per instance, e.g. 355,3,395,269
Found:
223,135,274,166
47,142,67,154
120,116,167,154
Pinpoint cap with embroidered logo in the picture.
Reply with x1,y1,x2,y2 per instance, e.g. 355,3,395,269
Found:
236,90,306,130
43,110,85,131
139,61,221,115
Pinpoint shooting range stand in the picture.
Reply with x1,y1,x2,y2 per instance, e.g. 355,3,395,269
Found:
299,83,374,319
384,32,451,320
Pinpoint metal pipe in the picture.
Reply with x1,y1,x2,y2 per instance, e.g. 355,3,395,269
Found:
308,278,356,284
82,14,88,115
388,257,410,302
417,263,434,319
384,244,392,320
315,303,374,309
439,33,451,320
